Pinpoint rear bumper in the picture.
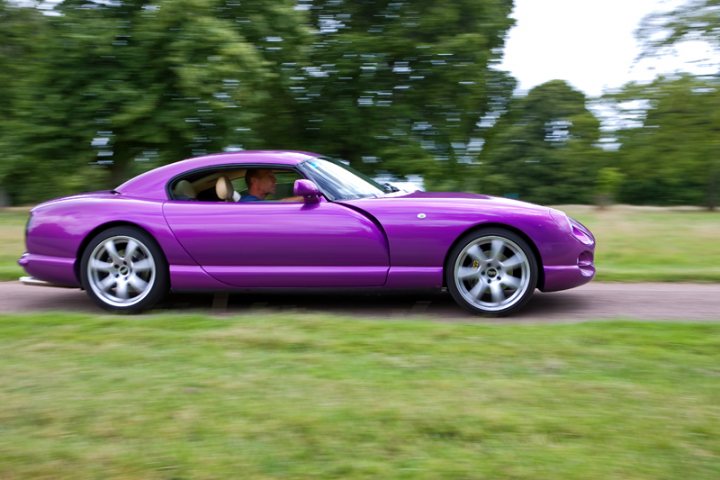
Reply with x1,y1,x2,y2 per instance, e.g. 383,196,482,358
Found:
20,275,76,288
18,253,80,287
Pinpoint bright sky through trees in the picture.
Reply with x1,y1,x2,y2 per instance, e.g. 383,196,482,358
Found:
500,0,718,96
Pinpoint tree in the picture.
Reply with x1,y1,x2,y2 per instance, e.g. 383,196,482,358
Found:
52,0,285,183
639,0,720,54
479,80,602,204
632,0,720,209
0,2,54,203
278,0,517,185
0,0,518,204
610,75,720,209
595,167,624,208
2,0,305,203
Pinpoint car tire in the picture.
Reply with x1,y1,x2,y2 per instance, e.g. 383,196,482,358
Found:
80,226,168,313
446,228,538,316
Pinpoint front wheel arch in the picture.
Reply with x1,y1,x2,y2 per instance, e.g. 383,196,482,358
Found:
442,223,544,291
445,227,539,316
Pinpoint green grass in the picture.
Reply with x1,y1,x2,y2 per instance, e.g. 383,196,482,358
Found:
2,206,720,283
0,313,718,479
0,209,27,281
562,206,720,282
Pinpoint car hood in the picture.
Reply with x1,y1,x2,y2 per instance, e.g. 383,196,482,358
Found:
375,190,551,215
339,191,555,233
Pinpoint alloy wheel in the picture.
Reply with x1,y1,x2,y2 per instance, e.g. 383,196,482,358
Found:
87,235,156,308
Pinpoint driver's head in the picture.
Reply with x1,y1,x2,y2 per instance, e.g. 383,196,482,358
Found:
245,169,277,199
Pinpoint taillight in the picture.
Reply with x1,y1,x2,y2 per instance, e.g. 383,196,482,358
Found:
25,212,33,247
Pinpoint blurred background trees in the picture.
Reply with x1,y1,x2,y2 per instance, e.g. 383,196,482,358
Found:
478,80,601,204
0,0,718,207
608,75,720,209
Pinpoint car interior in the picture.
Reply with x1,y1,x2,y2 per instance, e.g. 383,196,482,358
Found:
169,168,302,202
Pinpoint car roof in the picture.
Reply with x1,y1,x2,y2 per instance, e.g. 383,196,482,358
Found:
115,150,321,200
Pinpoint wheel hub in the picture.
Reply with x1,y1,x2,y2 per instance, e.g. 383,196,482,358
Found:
87,235,156,308
452,234,532,313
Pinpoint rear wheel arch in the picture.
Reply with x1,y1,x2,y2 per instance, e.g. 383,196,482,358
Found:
442,223,545,291
78,225,169,313
74,221,168,283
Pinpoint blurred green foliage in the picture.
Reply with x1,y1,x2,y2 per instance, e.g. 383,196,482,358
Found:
595,167,624,208
608,75,720,209
0,0,515,203
478,80,602,204
0,0,719,208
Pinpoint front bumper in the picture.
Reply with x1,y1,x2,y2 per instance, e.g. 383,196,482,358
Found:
541,213,596,292
542,263,595,292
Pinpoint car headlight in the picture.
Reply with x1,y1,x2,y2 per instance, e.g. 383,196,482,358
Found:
569,217,594,245
549,209,594,245
549,208,572,232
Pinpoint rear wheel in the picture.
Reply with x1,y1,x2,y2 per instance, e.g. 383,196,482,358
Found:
446,228,538,316
80,226,168,313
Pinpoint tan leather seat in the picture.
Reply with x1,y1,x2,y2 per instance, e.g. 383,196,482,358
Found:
215,176,235,202
174,179,196,199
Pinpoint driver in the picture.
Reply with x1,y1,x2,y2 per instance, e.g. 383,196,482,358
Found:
240,169,303,202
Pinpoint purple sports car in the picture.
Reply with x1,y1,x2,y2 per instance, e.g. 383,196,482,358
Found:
18,151,595,315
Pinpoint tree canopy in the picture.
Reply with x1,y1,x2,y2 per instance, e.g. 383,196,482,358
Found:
478,80,601,204
608,75,720,208
1,0,719,208
0,0,516,204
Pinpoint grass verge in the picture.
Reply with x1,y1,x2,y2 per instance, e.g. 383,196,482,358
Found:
554,206,720,281
0,313,718,479
0,210,27,281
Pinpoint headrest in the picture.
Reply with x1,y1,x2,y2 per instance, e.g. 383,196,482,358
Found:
174,180,196,199
215,176,234,201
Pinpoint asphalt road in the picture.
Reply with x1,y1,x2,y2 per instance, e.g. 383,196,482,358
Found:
0,281,718,322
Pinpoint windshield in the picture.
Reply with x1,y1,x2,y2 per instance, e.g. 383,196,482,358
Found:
298,157,386,200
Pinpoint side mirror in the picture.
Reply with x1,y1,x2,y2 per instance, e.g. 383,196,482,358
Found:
293,179,322,203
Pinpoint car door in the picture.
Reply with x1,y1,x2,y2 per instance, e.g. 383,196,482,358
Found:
162,198,389,287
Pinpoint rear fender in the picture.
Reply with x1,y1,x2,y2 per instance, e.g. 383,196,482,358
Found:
25,196,198,285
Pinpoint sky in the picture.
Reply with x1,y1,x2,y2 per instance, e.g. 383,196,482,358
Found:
499,0,717,97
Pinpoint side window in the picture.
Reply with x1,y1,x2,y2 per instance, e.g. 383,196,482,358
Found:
232,178,248,196
172,179,197,200
169,168,247,201
271,171,302,199
168,167,305,202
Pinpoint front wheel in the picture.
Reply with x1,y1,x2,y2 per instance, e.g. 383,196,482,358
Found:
446,228,538,316
80,226,168,313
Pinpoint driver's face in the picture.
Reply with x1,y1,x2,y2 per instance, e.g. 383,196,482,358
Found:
256,170,277,196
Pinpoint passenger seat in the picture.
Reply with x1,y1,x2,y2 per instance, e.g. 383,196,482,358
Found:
215,176,235,202
174,180,196,200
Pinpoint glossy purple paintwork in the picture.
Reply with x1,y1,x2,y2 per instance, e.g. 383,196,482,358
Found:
163,199,388,287
293,179,322,199
19,150,595,294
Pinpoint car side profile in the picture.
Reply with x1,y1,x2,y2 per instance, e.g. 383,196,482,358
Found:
18,150,596,315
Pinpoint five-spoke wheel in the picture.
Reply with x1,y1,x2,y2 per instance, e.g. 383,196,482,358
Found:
80,226,168,313
446,228,538,316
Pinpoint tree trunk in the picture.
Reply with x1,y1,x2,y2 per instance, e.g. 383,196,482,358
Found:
707,166,718,211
